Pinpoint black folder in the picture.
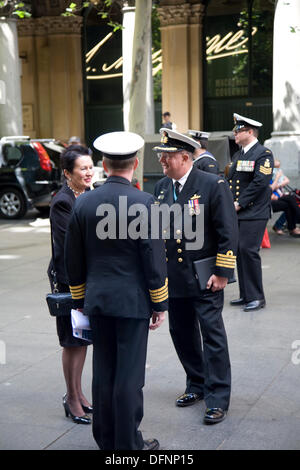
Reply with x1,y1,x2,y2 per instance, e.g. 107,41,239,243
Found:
193,256,236,291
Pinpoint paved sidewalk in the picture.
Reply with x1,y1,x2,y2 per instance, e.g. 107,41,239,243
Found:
0,212,300,450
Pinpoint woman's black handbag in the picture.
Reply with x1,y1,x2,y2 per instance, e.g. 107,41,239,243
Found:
46,290,73,317
46,224,73,317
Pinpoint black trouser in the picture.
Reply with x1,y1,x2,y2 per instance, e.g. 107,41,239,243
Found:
169,290,231,411
271,195,300,231
237,219,267,302
89,315,149,450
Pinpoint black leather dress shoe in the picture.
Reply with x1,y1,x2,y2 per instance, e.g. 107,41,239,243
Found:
176,392,203,407
230,298,245,306
243,299,266,312
203,408,227,425
142,438,160,450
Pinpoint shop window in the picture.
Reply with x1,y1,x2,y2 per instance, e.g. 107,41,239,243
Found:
205,0,274,99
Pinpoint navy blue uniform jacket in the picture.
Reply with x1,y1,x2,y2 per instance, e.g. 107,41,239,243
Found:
227,142,274,220
193,152,219,175
48,182,76,285
154,167,238,298
64,176,168,319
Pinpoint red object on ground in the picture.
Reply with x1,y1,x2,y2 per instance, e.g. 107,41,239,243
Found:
261,228,271,248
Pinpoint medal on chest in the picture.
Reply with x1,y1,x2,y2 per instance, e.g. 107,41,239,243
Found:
188,194,201,216
236,160,255,172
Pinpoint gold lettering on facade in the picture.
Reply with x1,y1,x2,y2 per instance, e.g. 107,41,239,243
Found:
206,27,258,61
85,27,258,80
85,32,162,80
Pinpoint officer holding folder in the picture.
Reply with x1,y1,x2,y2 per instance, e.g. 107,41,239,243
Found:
154,128,238,424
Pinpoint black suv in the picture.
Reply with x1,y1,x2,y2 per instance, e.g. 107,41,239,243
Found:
0,136,64,219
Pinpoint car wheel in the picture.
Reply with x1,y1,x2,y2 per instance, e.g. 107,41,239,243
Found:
0,188,27,219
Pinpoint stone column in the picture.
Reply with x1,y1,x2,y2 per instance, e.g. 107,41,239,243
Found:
188,3,205,131
122,2,136,131
18,16,84,141
265,0,300,186
0,18,23,135
158,4,190,132
158,1,205,133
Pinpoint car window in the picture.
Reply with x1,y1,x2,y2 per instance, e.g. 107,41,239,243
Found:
43,143,64,168
2,145,23,166
18,144,39,167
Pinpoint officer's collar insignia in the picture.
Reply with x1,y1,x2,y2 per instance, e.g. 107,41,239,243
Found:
190,194,201,200
264,159,270,168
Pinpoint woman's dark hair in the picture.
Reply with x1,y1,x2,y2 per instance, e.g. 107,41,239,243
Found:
60,145,92,175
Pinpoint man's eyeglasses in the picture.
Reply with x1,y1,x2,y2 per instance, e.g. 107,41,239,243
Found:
157,152,178,160
233,127,250,134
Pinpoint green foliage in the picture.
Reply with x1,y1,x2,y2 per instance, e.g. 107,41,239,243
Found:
152,3,162,102
62,1,122,31
0,0,31,18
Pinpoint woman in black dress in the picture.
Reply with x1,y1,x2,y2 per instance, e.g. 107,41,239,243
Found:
48,145,94,424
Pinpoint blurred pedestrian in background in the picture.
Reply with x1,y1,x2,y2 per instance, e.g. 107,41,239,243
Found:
161,111,177,130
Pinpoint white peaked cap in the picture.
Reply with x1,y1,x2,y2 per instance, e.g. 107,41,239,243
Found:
188,130,210,140
233,113,262,128
93,131,144,159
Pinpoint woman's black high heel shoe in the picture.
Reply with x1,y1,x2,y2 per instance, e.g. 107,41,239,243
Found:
62,397,91,425
81,404,93,414
63,393,93,415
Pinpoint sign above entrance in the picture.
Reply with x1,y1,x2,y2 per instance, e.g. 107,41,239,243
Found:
85,26,258,81
85,32,162,80
206,27,258,61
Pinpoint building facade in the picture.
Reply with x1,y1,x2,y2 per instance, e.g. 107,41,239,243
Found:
17,0,300,184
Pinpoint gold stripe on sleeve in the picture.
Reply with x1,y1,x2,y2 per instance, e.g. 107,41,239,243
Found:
149,278,168,294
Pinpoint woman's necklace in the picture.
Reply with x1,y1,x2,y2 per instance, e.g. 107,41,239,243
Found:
67,181,84,197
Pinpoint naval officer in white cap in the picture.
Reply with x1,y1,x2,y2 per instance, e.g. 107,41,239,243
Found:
64,131,168,450
227,113,274,312
154,128,238,425
188,130,219,174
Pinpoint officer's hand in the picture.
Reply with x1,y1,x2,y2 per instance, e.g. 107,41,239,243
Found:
234,201,241,211
206,275,228,292
150,311,165,330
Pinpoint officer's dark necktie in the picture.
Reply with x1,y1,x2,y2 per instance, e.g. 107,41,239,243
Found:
174,181,181,201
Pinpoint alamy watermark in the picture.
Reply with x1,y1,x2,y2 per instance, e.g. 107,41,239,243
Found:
291,340,300,365
95,197,204,251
